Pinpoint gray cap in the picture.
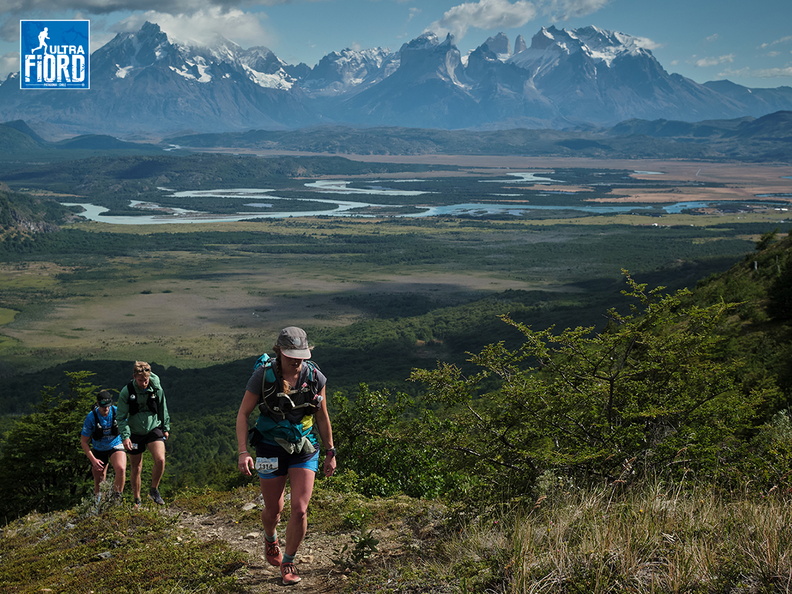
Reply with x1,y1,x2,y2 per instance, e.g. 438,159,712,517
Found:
276,326,312,359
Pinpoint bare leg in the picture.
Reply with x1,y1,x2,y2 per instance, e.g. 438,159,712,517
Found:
92,463,107,495
260,475,287,537
147,440,166,489
109,450,127,494
129,452,143,500
283,468,316,556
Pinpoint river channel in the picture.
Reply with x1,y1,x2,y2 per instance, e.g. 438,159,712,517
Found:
61,172,791,225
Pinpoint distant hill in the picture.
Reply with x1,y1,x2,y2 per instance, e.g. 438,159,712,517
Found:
4,109,791,163
54,134,163,151
0,187,73,236
167,111,792,162
0,121,164,160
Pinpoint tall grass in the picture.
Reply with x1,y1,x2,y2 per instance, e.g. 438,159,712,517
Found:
508,482,792,593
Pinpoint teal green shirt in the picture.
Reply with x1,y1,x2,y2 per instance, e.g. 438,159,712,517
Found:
117,372,170,439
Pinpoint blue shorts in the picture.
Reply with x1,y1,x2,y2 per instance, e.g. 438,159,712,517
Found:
254,441,319,479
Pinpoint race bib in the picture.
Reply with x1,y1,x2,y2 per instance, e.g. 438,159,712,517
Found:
255,457,279,473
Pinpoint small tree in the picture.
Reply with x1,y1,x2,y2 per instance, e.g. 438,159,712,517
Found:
331,384,472,498
0,371,99,520
410,273,772,496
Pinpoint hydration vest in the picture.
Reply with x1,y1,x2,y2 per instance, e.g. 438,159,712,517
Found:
91,406,119,441
254,353,323,424
126,381,160,416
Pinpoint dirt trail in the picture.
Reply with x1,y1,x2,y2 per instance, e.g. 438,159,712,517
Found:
173,506,347,592
171,500,411,593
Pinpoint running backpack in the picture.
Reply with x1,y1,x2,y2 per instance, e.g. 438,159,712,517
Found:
253,353,323,423
91,406,119,440
126,381,160,416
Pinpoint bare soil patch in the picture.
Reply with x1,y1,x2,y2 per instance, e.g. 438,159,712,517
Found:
171,502,409,593
175,506,347,592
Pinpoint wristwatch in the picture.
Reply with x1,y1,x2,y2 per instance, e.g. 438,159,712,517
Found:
325,447,337,458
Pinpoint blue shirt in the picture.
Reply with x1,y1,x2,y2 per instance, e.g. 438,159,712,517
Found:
81,406,123,451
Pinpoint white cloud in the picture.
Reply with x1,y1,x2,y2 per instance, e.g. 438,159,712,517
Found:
721,65,792,79
759,35,792,50
753,66,792,78
0,51,18,79
427,0,538,40
0,0,298,43
695,54,734,68
705,33,719,43
633,36,660,51
1,0,282,14
116,7,272,49
426,0,610,43
541,0,611,21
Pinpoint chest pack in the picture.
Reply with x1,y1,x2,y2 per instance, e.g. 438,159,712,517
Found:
91,407,119,440
254,353,323,424
126,381,160,416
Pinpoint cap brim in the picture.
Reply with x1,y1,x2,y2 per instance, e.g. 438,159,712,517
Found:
281,348,311,359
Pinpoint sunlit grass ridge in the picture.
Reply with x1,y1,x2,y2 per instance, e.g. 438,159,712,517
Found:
508,482,792,592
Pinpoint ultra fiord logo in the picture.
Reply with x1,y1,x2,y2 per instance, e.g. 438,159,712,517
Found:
20,20,89,90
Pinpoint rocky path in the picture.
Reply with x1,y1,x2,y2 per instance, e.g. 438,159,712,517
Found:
174,505,350,592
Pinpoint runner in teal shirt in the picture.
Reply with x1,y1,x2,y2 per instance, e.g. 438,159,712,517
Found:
117,361,170,506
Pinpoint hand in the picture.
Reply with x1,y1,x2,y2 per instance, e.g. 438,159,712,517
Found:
238,453,254,476
92,459,105,473
123,438,134,451
323,455,336,478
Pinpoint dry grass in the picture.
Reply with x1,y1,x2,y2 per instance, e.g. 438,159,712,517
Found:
507,482,792,593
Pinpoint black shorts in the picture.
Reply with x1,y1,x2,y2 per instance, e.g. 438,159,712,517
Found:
129,428,166,453
94,447,125,464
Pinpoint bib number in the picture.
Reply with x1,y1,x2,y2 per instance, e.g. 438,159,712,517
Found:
255,456,279,473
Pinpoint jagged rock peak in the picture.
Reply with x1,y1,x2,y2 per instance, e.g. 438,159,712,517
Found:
528,25,650,64
514,35,527,54
402,31,459,53
483,32,511,57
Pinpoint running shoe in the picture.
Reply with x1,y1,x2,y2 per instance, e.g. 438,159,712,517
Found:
149,487,165,505
280,562,301,585
265,539,282,566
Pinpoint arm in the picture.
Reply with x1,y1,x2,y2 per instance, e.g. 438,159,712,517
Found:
116,386,133,450
149,373,170,436
80,434,104,473
236,390,259,476
313,387,336,477
159,386,170,438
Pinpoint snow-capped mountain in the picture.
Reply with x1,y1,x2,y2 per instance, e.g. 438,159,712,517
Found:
299,47,398,97
92,22,298,91
1,22,791,137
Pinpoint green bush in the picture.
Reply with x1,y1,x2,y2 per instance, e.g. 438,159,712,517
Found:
409,273,779,498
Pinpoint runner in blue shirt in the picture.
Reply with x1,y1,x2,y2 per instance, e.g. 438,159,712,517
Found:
80,390,127,503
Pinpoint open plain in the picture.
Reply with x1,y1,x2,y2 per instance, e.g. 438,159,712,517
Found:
1,156,790,374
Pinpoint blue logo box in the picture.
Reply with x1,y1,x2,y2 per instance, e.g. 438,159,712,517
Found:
20,20,90,90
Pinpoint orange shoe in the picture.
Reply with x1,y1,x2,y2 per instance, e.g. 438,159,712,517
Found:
281,561,301,585
265,539,282,566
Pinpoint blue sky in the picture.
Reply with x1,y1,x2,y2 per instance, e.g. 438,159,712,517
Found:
1,0,791,88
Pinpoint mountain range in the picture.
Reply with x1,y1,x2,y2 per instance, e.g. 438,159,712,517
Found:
1,22,792,138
